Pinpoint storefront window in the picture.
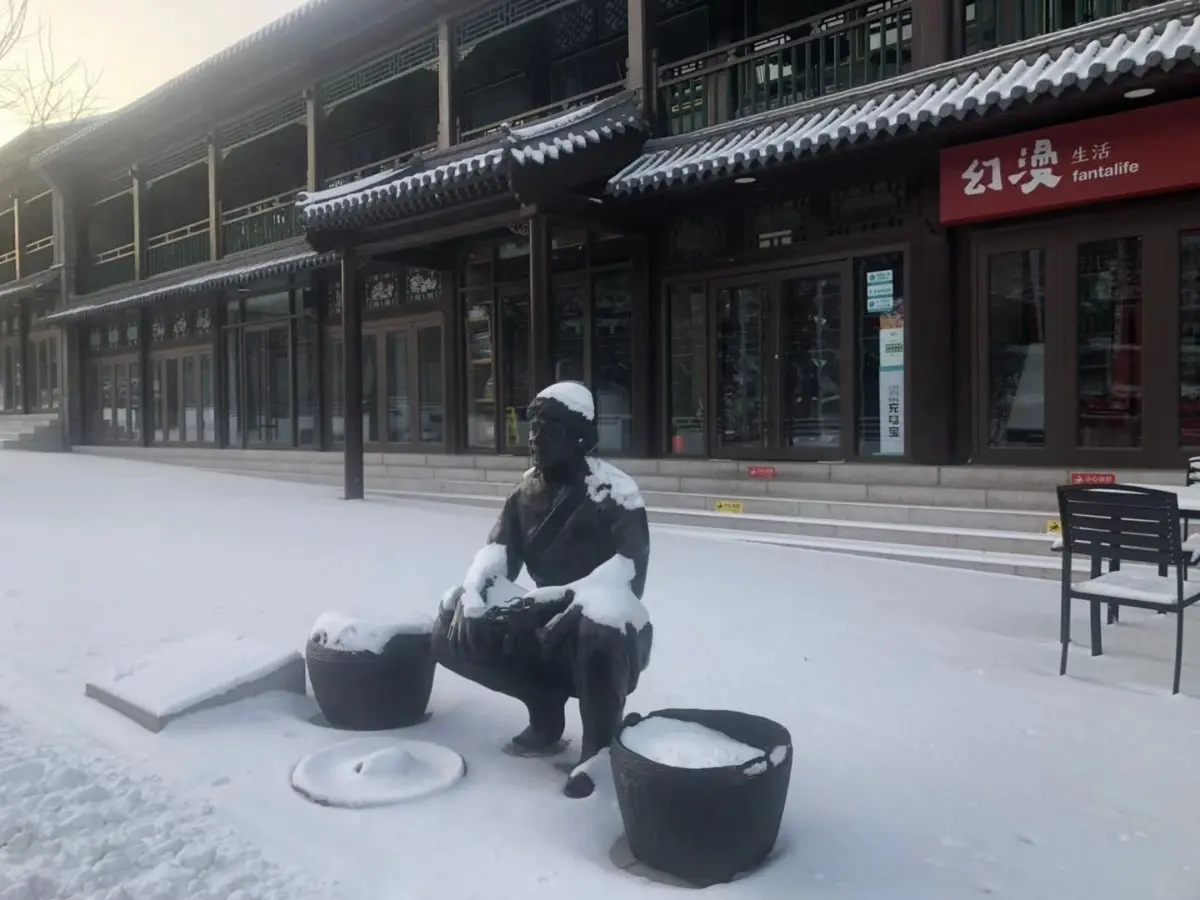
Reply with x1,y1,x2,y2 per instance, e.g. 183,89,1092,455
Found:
781,273,842,449
593,270,633,454
551,275,586,382
0,310,19,412
464,298,494,450
296,290,320,448
856,253,905,457
667,283,706,455
987,249,1046,447
501,289,531,452
1182,233,1200,446
1077,237,1142,448
417,326,444,445
715,284,768,451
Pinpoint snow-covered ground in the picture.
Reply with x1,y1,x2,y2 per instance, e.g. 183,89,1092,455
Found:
0,451,1198,899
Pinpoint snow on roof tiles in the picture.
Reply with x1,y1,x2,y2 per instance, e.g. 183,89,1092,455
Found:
608,0,1200,196
299,90,645,233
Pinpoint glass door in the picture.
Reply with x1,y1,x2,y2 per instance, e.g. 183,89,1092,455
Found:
778,267,851,457
353,315,446,452
243,325,292,446
151,348,214,444
713,280,770,456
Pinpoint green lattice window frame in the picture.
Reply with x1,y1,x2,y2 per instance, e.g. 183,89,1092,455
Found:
220,96,307,152
320,31,439,110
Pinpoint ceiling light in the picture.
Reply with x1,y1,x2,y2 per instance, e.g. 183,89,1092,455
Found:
734,176,757,185
1124,87,1155,99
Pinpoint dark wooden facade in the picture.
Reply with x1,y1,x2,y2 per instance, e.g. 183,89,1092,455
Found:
11,0,1195,476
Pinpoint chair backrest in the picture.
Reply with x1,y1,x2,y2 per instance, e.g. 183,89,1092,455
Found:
1056,485,1181,568
1188,457,1200,486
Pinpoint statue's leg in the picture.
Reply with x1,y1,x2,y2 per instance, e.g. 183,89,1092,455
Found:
432,609,571,750
561,622,635,799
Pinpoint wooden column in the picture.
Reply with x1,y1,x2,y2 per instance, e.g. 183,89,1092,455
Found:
528,215,551,394
912,0,950,70
138,307,152,446
11,193,23,280
436,16,457,149
341,249,364,499
305,86,325,192
630,234,652,457
908,231,954,464
626,0,656,122
207,134,223,262
131,167,148,280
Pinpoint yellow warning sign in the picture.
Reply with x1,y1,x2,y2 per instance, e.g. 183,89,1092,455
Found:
715,500,744,514
1045,519,1061,535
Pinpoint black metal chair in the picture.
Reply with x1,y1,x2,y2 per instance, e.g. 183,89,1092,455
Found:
1057,484,1200,695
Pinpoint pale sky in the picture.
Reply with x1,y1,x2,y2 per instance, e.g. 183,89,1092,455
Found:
0,0,312,144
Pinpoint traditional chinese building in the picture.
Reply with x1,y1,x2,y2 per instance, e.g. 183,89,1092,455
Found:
3,0,1196,481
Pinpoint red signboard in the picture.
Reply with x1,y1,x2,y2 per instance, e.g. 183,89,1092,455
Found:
1070,472,1116,486
747,466,776,480
939,98,1200,225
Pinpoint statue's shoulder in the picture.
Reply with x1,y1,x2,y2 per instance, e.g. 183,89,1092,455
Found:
583,457,645,511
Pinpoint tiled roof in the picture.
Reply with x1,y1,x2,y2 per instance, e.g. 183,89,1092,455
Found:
0,267,62,305
301,90,646,232
31,0,375,167
43,239,336,324
609,0,1200,197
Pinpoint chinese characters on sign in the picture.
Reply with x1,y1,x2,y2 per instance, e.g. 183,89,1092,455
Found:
878,313,904,456
939,98,1200,225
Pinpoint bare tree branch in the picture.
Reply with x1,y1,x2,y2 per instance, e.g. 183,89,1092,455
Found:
0,1,102,129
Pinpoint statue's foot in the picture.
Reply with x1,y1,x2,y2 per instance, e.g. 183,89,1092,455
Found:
562,771,595,799
503,722,568,758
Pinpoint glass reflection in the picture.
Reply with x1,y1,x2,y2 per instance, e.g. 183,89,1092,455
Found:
988,250,1046,447
668,283,706,455
593,270,632,453
1077,237,1142,448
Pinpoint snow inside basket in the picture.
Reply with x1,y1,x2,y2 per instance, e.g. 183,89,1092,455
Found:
610,709,793,888
306,612,436,731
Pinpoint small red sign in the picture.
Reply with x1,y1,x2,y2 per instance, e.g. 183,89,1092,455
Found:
939,98,1200,225
1070,472,1117,486
747,466,776,480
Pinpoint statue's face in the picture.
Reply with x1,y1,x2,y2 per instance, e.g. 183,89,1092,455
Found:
529,407,577,471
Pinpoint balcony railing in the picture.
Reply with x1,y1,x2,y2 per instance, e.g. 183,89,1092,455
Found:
222,191,302,255
459,82,626,143
657,0,913,136
963,0,1158,55
23,235,54,276
147,219,210,277
83,244,136,294
0,250,15,285
324,144,437,190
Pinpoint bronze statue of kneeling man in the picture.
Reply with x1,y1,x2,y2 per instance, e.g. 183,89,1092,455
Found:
435,381,652,799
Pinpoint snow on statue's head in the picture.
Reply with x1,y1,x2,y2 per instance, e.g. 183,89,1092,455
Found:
527,381,599,473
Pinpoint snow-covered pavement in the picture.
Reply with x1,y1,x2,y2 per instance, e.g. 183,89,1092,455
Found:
0,704,339,900
1,451,1199,899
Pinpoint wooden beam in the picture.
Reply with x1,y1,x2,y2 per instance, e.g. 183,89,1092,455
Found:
347,201,532,257
371,247,457,270
436,16,457,150
528,214,551,393
534,196,652,236
305,85,325,192
131,167,148,281
341,248,364,500
912,0,950,70
626,0,656,122
207,134,223,261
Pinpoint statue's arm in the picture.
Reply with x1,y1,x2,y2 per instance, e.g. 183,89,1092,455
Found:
485,490,525,582
611,504,651,600
443,492,524,615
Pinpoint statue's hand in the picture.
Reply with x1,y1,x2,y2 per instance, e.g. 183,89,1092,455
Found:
522,585,570,606
537,592,580,659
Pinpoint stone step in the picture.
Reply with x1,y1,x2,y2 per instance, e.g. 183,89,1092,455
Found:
96,449,1062,513
87,454,1075,581
74,445,1182,494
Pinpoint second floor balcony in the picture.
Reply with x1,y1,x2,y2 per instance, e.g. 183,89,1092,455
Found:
658,0,913,135
963,0,1161,56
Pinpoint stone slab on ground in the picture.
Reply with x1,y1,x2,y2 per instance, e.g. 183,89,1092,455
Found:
85,630,306,732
